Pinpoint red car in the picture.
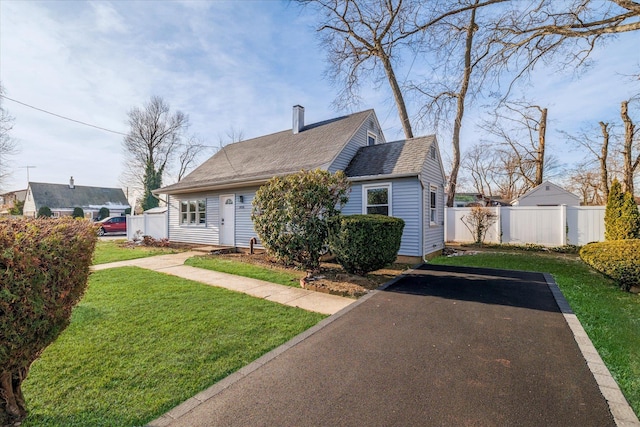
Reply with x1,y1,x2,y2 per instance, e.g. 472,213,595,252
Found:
97,216,127,236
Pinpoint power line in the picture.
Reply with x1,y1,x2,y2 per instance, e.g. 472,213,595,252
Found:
0,94,128,136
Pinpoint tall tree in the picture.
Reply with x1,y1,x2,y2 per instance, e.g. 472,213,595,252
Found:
0,84,18,190
479,101,551,191
620,99,638,195
123,96,189,210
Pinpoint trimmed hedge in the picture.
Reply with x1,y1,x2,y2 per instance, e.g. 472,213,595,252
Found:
0,217,98,425
580,239,640,292
328,214,405,276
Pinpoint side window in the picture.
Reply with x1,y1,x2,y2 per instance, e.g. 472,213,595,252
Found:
363,184,391,216
367,132,377,146
430,186,437,224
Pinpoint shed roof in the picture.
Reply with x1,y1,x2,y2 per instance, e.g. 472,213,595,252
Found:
29,182,130,210
345,135,436,178
157,109,374,194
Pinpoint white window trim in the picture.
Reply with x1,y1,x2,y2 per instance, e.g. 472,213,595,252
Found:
429,185,438,226
367,131,377,146
362,183,392,216
179,198,206,227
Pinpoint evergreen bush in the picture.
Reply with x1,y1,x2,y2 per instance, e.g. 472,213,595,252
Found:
37,206,52,218
0,217,97,425
580,239,640,291
605,179,640,240
98,207,110,220
328,214,405,276
72,207,84,218
251,169,350,270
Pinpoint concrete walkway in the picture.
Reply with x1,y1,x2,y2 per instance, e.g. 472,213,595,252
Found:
92,252,355,315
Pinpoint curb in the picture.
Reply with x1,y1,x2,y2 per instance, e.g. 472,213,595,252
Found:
543,273,640,427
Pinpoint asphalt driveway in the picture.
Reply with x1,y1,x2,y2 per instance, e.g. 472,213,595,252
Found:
155,264,618,426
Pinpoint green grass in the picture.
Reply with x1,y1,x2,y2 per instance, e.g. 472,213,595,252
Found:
185,255,305,287
21,267,326,427
92,239,182,264
430,251,640,417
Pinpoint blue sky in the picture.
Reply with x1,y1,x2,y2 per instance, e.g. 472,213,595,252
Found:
1,0,639,198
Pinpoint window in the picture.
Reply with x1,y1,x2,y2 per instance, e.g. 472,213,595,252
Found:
430,186,437,224
363,184,391,215
430,144,436,160
367,132,377,146
180,198,206,225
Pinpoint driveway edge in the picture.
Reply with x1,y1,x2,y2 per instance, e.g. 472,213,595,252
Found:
543,273,639,427
146,272,410,427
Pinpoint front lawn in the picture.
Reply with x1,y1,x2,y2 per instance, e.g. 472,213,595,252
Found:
186,255,305,287
430,251,640,417
21,267,326,427
92,239,183,264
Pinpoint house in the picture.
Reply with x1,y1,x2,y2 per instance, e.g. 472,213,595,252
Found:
155,106,446,261
0,189,27,215
511,181,581,206
23,177,130,219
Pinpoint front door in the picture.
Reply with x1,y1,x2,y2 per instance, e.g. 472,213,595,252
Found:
219,195,235,245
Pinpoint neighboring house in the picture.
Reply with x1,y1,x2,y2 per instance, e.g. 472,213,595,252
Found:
511,181,581,206
155,106,446,260
23,177,130,219
0,189,27,215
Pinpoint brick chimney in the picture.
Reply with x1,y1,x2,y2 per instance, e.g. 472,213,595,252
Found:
69,176,75,189
292,105,304,134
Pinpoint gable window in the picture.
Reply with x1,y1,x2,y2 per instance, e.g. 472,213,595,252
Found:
430,145,436,160
430,186,437,224
367,132,377,146
180,198,206,225
363,183,391,216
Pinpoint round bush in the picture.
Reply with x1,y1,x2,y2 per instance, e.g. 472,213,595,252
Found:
328,214,405,276
579,239,640,291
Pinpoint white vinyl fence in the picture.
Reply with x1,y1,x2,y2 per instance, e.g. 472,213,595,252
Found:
445,206,606,247
126,212,168,240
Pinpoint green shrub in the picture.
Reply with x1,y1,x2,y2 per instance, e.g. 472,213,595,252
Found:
0,217,97,425
72,207,84,218
328,214,405,276
605,179,640,240
580,240,640,291
98,207,110,220
252,169,350,271
37,206,52,218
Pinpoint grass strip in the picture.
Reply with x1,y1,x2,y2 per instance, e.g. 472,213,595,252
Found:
21,267,325,426
185,255,305,287
92,240,181,265
430,252,639,418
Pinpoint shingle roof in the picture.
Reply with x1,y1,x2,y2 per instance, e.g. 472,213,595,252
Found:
345,135,436,178
157,109,374,194
29,182,130,210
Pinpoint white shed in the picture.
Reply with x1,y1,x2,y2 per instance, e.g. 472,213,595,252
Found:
512,181,580,206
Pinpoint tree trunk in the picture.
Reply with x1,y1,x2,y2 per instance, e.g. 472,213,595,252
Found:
621,100,636,195
599,121,610,201
446,1,478,207
1,369,28,426
535,107,547,185
379,50,413,140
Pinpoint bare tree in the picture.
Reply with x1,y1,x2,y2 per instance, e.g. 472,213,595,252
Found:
123,96,189,210
176,136,208,182
479,100,550,192
567,164,606,205
620,99,639,195
0,84,18,190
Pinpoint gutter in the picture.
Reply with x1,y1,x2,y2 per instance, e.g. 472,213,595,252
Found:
347,172,419,182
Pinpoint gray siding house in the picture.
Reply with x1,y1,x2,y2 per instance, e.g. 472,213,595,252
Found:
512,181,581,206
23,177,130,219
156,106,445,260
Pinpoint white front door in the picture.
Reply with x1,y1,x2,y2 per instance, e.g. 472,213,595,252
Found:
219,195,235,245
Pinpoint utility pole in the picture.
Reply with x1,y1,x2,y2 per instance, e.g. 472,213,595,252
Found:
20,165,36,184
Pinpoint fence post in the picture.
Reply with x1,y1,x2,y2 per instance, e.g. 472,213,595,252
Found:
560,205,567,246
495,206,501,244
